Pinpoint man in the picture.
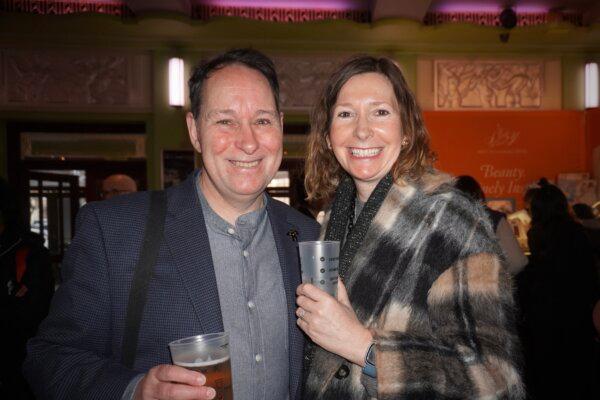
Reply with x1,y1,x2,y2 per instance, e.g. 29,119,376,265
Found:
24,49,320,400
101,174,138,200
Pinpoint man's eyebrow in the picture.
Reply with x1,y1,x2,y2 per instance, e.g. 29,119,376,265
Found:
255,109,278,117
205,109,236,118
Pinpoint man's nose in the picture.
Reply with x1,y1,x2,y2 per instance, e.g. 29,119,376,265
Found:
236,122,259,154
354,114,373,141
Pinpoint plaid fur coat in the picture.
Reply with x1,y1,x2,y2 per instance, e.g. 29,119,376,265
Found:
303,173,524,399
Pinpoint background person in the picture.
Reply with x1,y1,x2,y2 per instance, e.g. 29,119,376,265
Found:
101,173,138,200
455,175,528,275
298,56,523,399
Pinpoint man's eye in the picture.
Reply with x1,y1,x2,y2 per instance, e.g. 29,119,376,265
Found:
216,119,233,125
256,118,272,125
337,111,352,118
375,109,390,116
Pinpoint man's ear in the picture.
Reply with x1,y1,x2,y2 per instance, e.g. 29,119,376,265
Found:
279,111,284,130
186,112,201,154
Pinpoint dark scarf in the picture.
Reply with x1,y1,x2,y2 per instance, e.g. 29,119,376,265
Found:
302,173,393,393
324,173,393,280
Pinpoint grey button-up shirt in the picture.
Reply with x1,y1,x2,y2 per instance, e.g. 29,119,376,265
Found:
122,178,291,400
197,180,290,400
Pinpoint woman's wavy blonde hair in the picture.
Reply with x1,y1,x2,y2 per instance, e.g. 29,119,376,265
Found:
305,55,435,201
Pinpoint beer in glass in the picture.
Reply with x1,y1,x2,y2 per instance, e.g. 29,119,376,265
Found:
169,332,233,400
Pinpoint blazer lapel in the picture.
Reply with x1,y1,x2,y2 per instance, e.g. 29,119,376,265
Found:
267,197,303,399
163,175,224,334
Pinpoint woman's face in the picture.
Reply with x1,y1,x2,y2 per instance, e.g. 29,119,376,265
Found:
329,72,403,199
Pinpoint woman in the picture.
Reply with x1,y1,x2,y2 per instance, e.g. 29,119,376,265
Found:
525,183,598,399
455,175,528,275
297,56,523,399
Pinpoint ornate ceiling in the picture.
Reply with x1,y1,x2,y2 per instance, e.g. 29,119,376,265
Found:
1,0,599,24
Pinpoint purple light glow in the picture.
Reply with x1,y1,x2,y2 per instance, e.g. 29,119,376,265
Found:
433,2,549,14
513,5,550,13
53,0,123,3
201,0,367,10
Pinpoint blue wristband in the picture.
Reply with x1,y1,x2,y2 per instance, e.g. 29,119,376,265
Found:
362,342,377,378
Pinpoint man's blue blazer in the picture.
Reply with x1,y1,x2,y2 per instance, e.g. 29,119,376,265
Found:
24,173,320,399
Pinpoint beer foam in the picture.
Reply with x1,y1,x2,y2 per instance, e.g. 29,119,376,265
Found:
175,355,230,368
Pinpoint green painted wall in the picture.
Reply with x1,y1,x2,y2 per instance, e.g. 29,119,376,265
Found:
563,55,586,110
1,12,599,185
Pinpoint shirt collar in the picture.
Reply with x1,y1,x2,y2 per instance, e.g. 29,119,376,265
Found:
195,170,268,236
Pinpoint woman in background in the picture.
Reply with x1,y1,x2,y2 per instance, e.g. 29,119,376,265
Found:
296,56,523,399
455,175,528,275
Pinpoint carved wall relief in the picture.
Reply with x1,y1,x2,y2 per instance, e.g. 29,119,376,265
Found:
0,49,151,112
273,56,347,111
435,60,543,110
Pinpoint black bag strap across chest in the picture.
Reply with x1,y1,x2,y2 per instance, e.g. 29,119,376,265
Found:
121,190,168,369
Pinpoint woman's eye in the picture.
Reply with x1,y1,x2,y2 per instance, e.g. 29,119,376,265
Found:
375,109,390,116
337,111,352,118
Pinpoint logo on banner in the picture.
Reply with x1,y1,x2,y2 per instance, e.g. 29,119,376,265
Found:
477,124,526,155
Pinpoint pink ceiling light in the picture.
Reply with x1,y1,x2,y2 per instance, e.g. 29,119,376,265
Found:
433,2,549,14
200,0,367,10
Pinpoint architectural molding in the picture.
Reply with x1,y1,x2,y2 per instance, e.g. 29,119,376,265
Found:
192,5,370,23
424,12,583,27
0,0,370,22
0,0,133,17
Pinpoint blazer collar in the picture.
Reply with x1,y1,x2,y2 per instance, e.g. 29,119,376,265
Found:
163,173,224,334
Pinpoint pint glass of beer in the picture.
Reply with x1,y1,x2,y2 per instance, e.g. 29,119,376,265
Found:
169,332,233,400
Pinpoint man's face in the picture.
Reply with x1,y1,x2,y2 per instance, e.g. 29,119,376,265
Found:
187,64,283,208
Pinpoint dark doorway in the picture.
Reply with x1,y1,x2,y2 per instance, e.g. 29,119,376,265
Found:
7,121,147,270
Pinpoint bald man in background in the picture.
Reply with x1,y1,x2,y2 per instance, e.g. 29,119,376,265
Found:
101,174,138,200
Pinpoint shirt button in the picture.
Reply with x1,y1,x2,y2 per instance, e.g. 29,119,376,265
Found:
255,354,262,363
243,250,249,258
247,300,255,309
227,228,235,235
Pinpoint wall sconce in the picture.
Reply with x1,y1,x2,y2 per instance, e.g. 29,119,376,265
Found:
169,57,185,107
585,62,599,108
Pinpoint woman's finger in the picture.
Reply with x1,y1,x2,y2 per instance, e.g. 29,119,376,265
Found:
296,295,320,314
299,283,332,302
296,315,309,332
296,307,307,319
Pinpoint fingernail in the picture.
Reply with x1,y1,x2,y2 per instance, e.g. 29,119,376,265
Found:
197,374,206,385
207,388,216,399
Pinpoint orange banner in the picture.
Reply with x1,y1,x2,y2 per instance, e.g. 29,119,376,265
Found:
424,111,587,209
